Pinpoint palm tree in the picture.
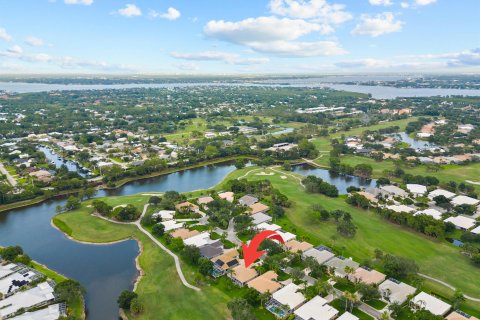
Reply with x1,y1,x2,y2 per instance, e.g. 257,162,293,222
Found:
344,292,359,312
344,266,355,281
259,292,272,307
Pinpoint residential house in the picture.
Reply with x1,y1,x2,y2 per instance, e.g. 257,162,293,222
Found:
175,202,200,213
411,292,451,316
160,220,184,232
285,240,313,254
170,228,200,240
302,247,335,265
414,208,443,220
247,271,281,294
444,216,477,231
380,185,408,198
11,303,63,320
251,212,272,225
152,210,175,221
379,279,416,304
230,263,258,286
336,312,359,320
451,195,480,207
349,267,386,285
428,189,456,200
199,241,224,259
29,170,52,183
257,223,282,232
294,296,338,320
446,311,479,320
218,191,234,203
406,184,427,196
197,196,214,206
249,202,270,215
325,257,360,277
0,282,55,319
238,195,258,207
267,283,306,316
211,250,239,277
184,232,216,248
387,205,416,214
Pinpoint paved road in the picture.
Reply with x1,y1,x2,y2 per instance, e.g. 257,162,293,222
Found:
418,273,480,302
95,204,201,291
214,218,242,246
0,162,17,187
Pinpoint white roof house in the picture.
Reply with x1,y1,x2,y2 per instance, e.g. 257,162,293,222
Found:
379,279,416,304
294,296,338,320
411,292,451,316
0,282,55,319
387,205,416,213
414,208,443,220
272,283,306,311
160,220,184,232
276,230,296,243
428,189,456,200
152,210,175,221
406,184,427,195
251,212,272,225
0,263,18,279
12,304,61,320
381,185,408,198
444,216,477,231
451,195,480,207
471,226,480,235
325,257,360,277
183,232,215,247
337,312,359,320
0,269,38,295
257,222,282,232
303,248,335,265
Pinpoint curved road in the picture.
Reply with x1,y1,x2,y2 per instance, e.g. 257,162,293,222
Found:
0,162,17,187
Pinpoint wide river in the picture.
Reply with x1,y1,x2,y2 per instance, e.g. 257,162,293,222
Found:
0,160,377,319
1,78,480,99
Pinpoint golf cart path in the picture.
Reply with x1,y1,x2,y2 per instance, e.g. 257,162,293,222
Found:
95,203,200,291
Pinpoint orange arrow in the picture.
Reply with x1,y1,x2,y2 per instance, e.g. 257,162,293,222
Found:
241,230,285,268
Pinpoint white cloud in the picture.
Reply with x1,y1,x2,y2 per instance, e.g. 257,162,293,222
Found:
64,0,93,5
150,7,181,20
7,45,23,55
116,4,142,17
21,53,53,62
205,16,329,43
369,0,393,6
269,0,352,25
170,51,270,65
0,28,12,41
25,36,45,47
400,2,410,8
204,16,346,57
414,0,436,5
352,12,403,37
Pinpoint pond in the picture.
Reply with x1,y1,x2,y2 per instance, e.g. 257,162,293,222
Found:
292,164,376,194
38,145,90,177
0,161,237,319
388,132,439,150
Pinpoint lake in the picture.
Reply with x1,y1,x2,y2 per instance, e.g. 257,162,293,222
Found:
38,145,90,178
1,79,480,99
292,164,376,194
0,161,237,320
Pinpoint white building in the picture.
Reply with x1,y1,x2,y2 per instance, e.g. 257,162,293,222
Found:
271,283,306,313
379,279,416,304
294,296,338,320
387,205,416,214
406,184,427,196
302,248,335,265
471,226,480,235
428,189,456,200
0,282,55,319
152,210,175,221
451,195,480,207
184,232,215,247
11,304,62,320
251,212,272,225
414,208,443,220
411,292,451,316
337,312,359,320
444,216,477,231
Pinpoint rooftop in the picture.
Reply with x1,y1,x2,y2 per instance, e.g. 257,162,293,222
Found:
272,283,306,311
337,312,359,320
0,282,55,318
249,202,270,215
303,248,335,265
411,292,451,316
294,296,338,320
247,271,281,294
451,195,480,206
379,279,416,304
251,212,272,225
350,267,386,285
231,263,258,284
444,216,477,230
170,228,200,240
285,240,314,253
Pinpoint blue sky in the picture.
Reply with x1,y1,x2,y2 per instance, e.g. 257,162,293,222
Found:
0,0,479,74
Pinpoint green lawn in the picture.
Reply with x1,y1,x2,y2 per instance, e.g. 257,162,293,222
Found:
364,299,387,310
217,167,480,309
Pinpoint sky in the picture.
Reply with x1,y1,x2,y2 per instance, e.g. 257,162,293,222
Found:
0,0,479,75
